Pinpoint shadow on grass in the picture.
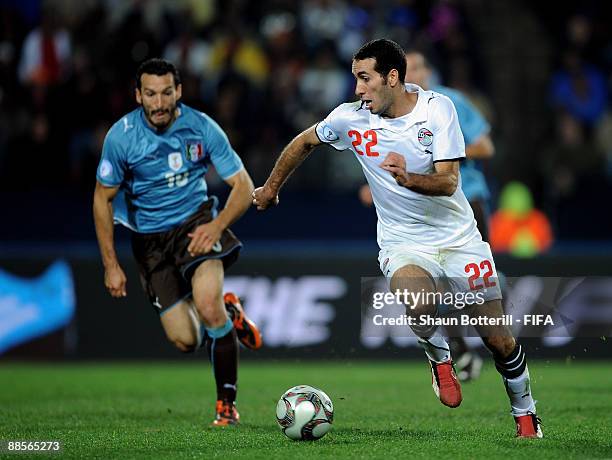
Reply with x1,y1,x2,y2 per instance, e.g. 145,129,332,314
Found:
232,423,461,444
326,426,459,444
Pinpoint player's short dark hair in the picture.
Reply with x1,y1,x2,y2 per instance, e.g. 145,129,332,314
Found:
135,58,181,89
353,39,406,82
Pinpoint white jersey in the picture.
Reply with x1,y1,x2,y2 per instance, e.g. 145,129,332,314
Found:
315,84,480,250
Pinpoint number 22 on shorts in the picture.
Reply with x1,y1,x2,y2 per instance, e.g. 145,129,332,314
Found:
464,260,497,290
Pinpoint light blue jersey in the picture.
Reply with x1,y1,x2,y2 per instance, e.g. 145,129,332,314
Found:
96,103,243,233
432,85,490,202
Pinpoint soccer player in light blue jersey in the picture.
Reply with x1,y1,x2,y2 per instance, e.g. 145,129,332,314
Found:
93,59,261,426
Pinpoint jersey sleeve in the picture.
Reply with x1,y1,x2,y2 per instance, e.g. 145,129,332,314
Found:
202,115,244,180
315,104,352,151
451,92,490,145
430,96,466,163
96,127,127,187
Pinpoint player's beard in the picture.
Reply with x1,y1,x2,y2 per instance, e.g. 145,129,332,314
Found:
145,103,178,131
371,83,393,117
379,89,400,118
373,97,393,117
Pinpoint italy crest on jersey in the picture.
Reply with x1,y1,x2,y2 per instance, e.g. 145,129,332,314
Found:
186,141,204,162
168,152,183,171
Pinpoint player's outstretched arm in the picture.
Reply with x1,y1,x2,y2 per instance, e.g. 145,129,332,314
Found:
380,152,459,196
187,168,254,256
252,125,321,210
93,181,127,297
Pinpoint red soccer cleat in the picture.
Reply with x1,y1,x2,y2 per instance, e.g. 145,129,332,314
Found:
429,360,463,408
212,400,240,426
224,293,263,350
515,413,543,438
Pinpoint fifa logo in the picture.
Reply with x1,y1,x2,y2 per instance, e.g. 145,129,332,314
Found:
168,152,183,171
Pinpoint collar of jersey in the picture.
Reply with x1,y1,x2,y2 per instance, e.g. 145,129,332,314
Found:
140,103,184,135
368,83,428,133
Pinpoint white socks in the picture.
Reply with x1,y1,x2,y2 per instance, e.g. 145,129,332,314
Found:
417,332,451,363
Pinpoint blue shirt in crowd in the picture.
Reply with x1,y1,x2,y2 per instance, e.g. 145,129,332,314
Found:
432,85,491,202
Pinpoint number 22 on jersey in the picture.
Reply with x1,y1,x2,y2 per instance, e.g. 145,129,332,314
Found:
348,130,379,157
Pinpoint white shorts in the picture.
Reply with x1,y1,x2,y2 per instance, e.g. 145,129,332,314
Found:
378,239,502,304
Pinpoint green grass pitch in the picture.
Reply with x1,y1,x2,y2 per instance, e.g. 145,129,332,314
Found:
1,361,611,459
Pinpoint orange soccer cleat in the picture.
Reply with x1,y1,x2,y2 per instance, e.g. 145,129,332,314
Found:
224,293,263,350
212,400,240,427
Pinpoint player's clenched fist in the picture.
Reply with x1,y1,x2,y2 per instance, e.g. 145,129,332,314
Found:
252,186,279,211
105,265,127,298
380,151,406,170
187,220,223,256
380,151,409,186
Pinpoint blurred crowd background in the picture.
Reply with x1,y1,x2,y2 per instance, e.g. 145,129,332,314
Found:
0,0,610,245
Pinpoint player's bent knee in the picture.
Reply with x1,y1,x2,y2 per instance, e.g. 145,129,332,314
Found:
166,332,198,353
194,299,226,327
171,338,197,353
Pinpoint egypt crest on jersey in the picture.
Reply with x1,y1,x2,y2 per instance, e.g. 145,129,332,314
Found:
315,84,479,250
418,128,433,146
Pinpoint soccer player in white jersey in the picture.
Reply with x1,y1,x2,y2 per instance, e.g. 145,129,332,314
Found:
253,39,542,438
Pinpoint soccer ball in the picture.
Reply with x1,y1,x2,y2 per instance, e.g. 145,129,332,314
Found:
276,385,334,440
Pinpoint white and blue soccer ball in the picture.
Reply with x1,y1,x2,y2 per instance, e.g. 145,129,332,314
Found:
276,385,334,440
